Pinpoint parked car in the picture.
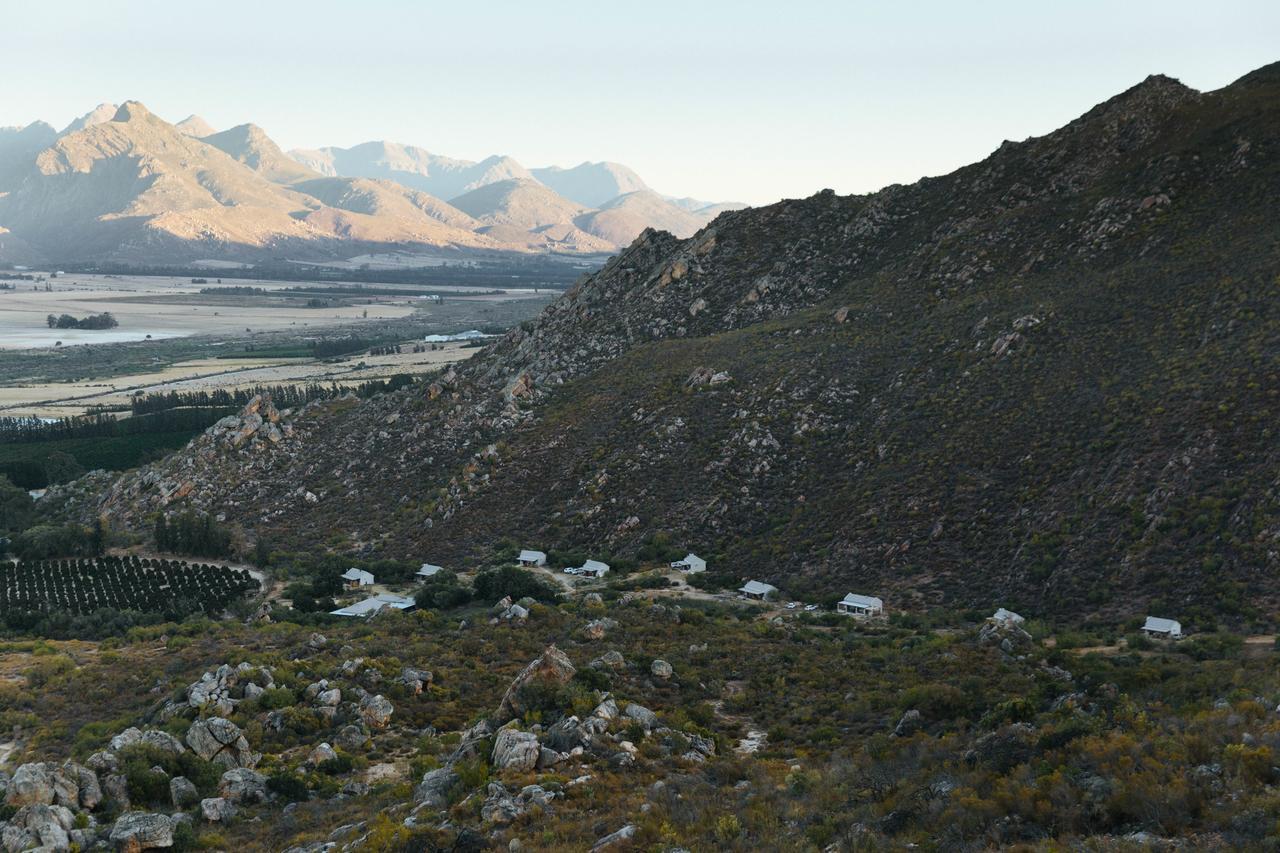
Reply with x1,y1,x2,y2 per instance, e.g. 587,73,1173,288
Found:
785,602,799,610
804,604,819,612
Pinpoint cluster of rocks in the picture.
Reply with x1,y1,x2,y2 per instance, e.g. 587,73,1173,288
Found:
161,661,277,719
491,595,536,624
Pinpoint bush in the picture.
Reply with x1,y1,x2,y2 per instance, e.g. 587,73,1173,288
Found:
471,567,559,604
266,771,310,802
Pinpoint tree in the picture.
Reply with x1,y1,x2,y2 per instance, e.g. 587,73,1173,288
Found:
0,475,36,536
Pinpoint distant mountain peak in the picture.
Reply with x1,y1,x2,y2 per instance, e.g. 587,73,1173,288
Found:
112,101,154,123
60,103,120,136
175,115,217,138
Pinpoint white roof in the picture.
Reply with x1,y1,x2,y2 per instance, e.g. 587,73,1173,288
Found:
518,550,546,562
341,568,374,583
1143,616,1181,634
580,559,610,573
330,593,415,618
417,563,443,576
740,580,777,596
841,593,883,610
992,607,1024,624
672,552,706,566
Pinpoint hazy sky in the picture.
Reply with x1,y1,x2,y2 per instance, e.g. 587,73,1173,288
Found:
4,1,1277,204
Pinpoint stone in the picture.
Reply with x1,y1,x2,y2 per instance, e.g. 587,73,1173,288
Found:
5,803,75,850
186,717,258,769
104,773,131,810
110,812,174,852
139,729,186,756
218,768,268,805
491,729,540,772
316,688,342,707
893,709,923,737
650,659,674,680
201,797,238,822
591,824,637,851
335,725,369,752
480,783,520,824
495,645,576,723
170,776,199,808
109,727,144,752
359,694,394,729
591,650,626,670
4,762,54,807
86,751,119,774
622,703,659,732
413,767,459,808
308,743,338,766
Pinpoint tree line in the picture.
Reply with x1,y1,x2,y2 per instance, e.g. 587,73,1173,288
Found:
46,312,119,330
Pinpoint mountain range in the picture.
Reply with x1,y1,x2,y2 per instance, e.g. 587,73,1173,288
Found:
91,62,1280,620
0,103,743,265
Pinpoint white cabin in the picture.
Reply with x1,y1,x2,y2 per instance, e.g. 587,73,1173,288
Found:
671,553,707,573
1141,616,1183,639
739,580,778,601
517,550,547,567
341,568,375,590
417,563,444,579
330,593,416,618
567,559,610,579
837,593,884,618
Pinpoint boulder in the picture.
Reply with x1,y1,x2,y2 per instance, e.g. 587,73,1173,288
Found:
109,812,174,852
491,729,540,772
893,710,923,737
170,776,199,808
413,767,459,808
495,645,576,723
139,730,186,756
650,659,674,680
4,803,75,850
308,743,338,766
335,725,369,752
201,796,237,822
591,651,626,671
480,783,520,825
359,694,394,729
186,717,258,769
401,667,432,694
86,751,120,774
622,703,659,732
104,773,131,810
592,824,637,851
218,768,268,805
4,762,54,807
109,727,144,752
316,688,342,707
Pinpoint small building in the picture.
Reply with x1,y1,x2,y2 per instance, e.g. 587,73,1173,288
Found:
739,580,778,601
990,608,1025,628
837,593,884,618
1141,616,1182,639
341,568,375,590
517,550,547,568
329,593,416,618
417,563,444,579
568,559,610,579
670,553,707,574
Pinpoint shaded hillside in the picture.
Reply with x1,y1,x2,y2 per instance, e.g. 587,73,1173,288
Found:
531,160,650,207
98,64,1280,620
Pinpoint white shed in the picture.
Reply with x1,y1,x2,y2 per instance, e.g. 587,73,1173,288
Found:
517,550,547,567
341,568,375,589
837,593,884,618
671,553,707,573
417,563,444,579
330,593,416,618
739,580,778,601
1141,616,1183,639
570,559,610,578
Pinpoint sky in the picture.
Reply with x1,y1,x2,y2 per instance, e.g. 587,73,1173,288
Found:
3,0,1278,205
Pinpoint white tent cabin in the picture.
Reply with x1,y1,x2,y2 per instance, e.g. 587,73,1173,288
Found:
739,580,778,601
990,608,1025,628
517,550,547,568
837,593,884,618
329,593,416,618
567,559,610,579
671,553,707,574
341,568,375,590
1141,616,1183,639
416,563,444,579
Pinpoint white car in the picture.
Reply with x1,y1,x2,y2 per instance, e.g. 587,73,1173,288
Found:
785,602,799,610
804,604,819,612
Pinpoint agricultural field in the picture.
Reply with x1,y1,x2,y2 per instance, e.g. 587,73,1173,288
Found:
0,555,259,622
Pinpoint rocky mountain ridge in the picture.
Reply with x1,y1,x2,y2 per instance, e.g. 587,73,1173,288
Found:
95,63,1280,618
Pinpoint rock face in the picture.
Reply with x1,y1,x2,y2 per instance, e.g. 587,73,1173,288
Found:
491,728,541,772
109,812,174,852
186,717,259,769
495,645,577,723
170,776,199,808
3,763,54,807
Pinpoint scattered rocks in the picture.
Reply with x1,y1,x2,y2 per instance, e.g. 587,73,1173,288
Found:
201,797,238,822
650,659,674,680
218,768,268,805
413,767,459,808
169,776,199,808
308,743,338,766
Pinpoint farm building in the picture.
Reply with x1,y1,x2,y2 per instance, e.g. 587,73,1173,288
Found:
517,550,547,567
1142,616,1183,639
567,559,610,578
739,580,778,601
330,593,416,618
990,608,1025,628
837,593,884,618
671,553,707,573
417,563,444,579
341,568,375,590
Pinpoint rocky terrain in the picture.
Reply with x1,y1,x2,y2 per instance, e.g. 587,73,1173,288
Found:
0,105,738,265
90,62,1280,623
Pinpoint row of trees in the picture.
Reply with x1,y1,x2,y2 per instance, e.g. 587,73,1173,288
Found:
154,511,233,557
45,312,119,329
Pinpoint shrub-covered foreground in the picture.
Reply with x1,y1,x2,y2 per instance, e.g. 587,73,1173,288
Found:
2,596,1279,851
